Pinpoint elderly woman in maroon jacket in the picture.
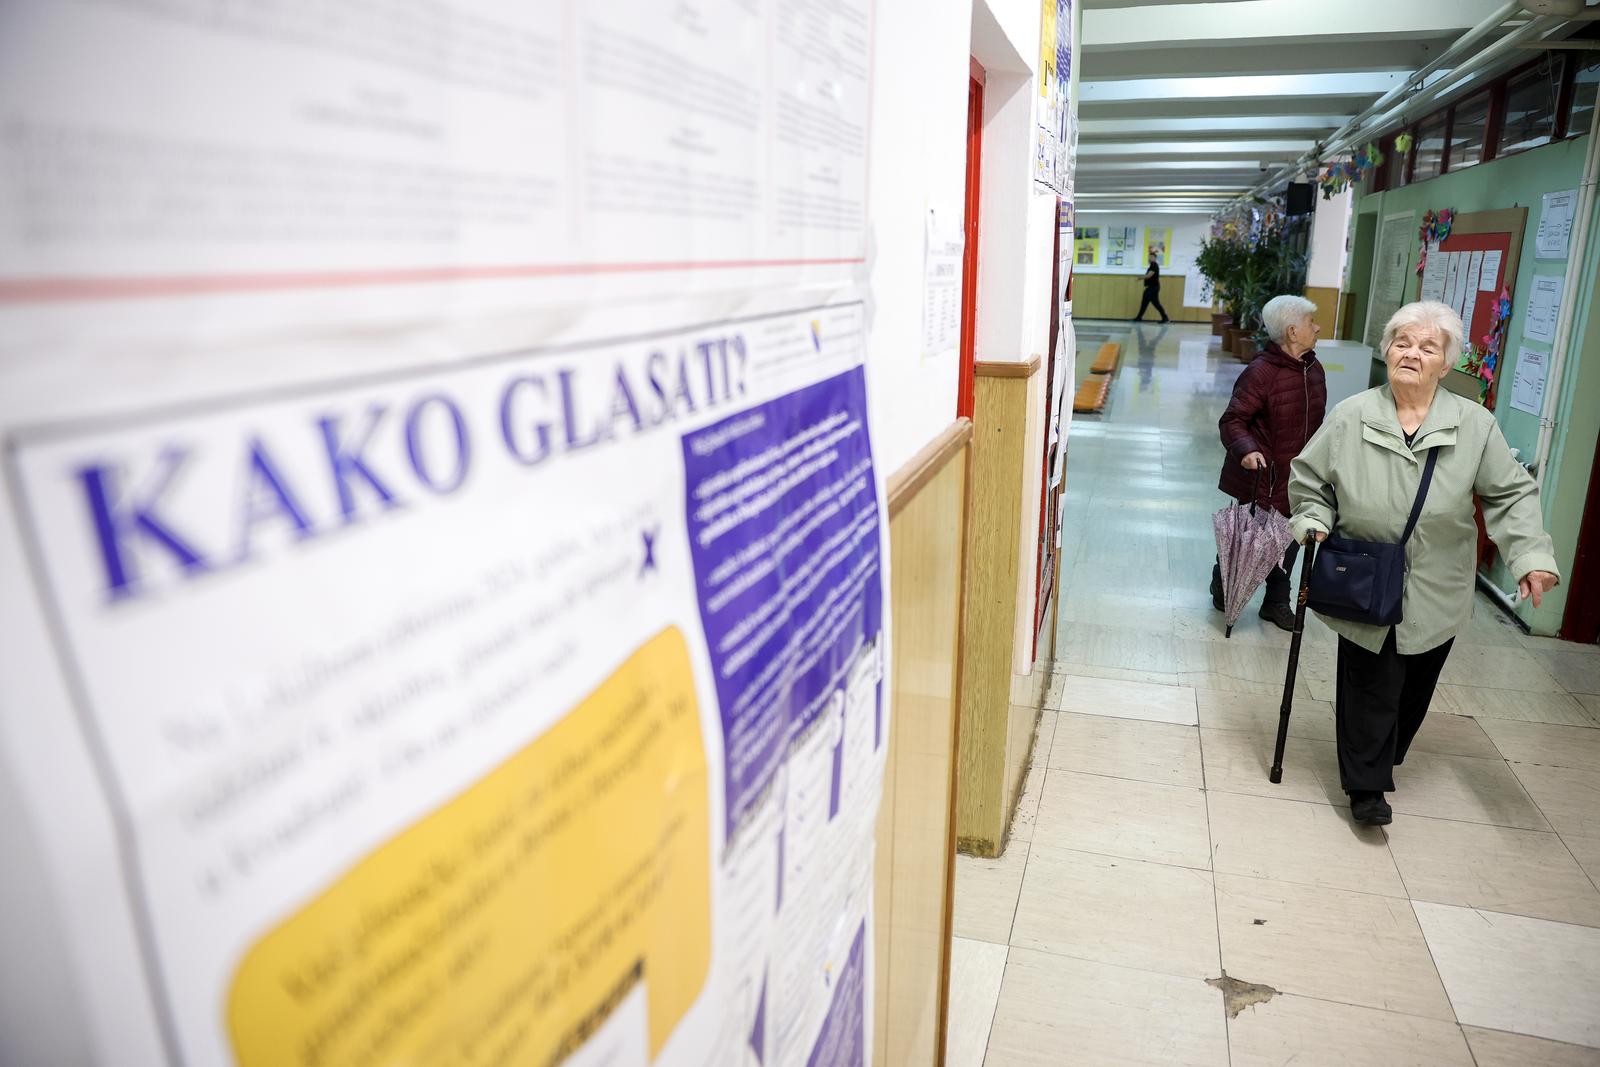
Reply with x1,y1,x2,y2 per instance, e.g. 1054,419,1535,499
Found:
1211,295,1329,629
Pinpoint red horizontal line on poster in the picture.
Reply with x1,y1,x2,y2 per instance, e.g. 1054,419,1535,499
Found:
0,256,868,304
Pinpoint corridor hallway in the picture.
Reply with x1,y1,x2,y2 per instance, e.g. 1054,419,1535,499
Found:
947,321,1600,1067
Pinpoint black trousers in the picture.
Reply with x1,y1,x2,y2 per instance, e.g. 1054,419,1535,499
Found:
1136,290,1168,321
1212,541,1299,602
1334,629,1454,794
1264,540,1299,599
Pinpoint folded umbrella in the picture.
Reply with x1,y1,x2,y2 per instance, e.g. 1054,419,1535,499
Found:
1211,468,1295,638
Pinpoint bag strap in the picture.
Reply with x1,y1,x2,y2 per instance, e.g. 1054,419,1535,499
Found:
1399,447,1441,546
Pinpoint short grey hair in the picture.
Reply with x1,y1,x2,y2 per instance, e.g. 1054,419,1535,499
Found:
1261,294,1318,343
1381,300,1464,361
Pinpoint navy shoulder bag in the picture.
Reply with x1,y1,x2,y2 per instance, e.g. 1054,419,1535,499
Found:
1307,446,1439,627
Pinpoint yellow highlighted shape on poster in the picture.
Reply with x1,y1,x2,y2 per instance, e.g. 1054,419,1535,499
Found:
228,627,711,1067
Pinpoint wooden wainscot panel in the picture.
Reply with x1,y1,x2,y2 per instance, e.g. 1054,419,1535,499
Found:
875,417,971,1067
956,358,1041,858
1304,286,1340,338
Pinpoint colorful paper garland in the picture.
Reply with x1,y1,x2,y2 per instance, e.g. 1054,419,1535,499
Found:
1415,208,1454,277
1458,284,1512,404
1317,142,1385,199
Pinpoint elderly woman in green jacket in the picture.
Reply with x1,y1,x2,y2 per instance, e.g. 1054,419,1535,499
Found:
1288,300,1560,826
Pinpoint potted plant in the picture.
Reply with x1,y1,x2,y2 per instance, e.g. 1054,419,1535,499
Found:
1233,219,1308,362
1194,235,1243,343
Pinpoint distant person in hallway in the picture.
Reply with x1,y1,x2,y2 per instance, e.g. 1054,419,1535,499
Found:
1212,294,1327,630
1135,253,1169,322
1289,301,1560,827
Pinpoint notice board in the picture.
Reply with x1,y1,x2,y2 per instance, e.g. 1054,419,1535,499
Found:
1415,207,1527,410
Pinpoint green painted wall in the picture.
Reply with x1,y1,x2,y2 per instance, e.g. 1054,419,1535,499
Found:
1352,136,1598,635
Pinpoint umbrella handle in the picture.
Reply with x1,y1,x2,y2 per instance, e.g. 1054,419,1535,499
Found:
1247,463,1277,515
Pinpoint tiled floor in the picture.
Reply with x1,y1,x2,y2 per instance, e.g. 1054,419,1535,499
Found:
947,321,1600,1067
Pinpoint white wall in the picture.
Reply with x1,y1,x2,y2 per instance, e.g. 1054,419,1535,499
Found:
1072,212,1211,276
1305,187,1353,289
865,0,1061,473
864,0,978,474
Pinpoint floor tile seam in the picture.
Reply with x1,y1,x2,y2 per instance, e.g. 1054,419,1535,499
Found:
1396,891,1600,929
970,941,1009,1067
1403,894,1469,1030
1198,721,1512,764
1199,725,1236,1067
999,937,1223,986
1506,760,1600,899
1046,705,1202,730
1205,780,1560,831
1021,838,1216,875
1050,667,1191,691
1042,763,1206,793
1213,864,1439,908
1461,1021,1600,1054
1003,836,1034,947
1221,984,1468,1030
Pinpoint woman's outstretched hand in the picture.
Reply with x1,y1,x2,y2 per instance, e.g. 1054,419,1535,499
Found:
1519,570,1559,609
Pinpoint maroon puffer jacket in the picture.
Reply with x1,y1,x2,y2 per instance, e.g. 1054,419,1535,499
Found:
1217,342,1327,515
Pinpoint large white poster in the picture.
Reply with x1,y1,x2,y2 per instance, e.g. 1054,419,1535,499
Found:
0,0,870,296
0,2,888,1066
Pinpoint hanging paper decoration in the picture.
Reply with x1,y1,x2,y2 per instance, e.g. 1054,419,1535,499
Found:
1459,284,1512,404
1394,132,1414,155
1415,207,1455,277
1317,142,1385,199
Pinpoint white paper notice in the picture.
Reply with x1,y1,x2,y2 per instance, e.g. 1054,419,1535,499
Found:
1421,250,1449,302
1183,270,1213,309
922,214,964,360
1480,250,1503,292
1537,189,1579,259
1511,346,1550,415
1443,254,1461,309
1524,274,1564,343
1457,259,1477,323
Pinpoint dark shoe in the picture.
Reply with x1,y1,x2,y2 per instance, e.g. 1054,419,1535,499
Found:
1210,566,1224,612
1259,598,1295,631
1351,793,1392,826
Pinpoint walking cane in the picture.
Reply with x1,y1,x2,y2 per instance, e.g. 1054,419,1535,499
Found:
1269,540,1317,784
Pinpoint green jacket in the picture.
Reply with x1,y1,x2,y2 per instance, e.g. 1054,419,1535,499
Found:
1288,384,1560,654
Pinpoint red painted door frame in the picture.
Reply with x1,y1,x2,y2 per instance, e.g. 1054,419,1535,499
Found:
1561,429,1600,642
957,58,985,418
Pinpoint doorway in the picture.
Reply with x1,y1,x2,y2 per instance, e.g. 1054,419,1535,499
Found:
1561,427,1600,642
1341,210,1378,341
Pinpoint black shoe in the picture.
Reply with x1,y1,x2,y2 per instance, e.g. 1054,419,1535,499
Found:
1259,598,1295,631
1351,793,1392,826
1210,567,1224,612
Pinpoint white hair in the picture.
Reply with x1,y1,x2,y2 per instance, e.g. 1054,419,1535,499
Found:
1261,294,1319,343
1381,300,1464,361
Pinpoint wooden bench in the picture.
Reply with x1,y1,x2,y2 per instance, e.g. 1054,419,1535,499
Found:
1089,341,1120,375
1072,375,1110,413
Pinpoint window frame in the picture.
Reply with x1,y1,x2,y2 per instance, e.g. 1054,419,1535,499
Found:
1364,52,1582,190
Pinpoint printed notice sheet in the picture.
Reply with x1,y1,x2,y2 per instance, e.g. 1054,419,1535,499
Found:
1480,250,1503,292
0,2,889,1066
1511,345,1550,416
1524,275,1565,344
1538,189,1578,260
5,302,889,1067
923,213,965,361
